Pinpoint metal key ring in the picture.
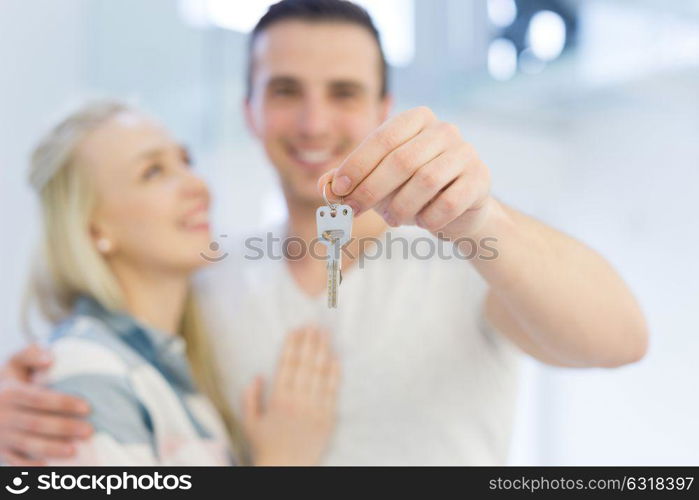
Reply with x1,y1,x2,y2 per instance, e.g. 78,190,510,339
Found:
322,180,344,210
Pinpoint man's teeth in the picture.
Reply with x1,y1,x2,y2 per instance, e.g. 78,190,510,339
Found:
296,150,333,163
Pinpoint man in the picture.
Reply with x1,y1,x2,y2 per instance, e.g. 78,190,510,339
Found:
0,0,647,465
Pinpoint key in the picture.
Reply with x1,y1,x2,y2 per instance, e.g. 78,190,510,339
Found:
316,203,353,308
325,232,342,309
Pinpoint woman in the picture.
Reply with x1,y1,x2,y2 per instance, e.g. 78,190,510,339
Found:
24,100,340,465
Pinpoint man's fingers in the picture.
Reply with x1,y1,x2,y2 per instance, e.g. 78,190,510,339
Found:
384,143,470,226
317,170,338,201
2,383,90,416
7,344,52,374
5,430,76,459
329,106,437,198
0,448,46,466
11,411,92,439
416,174,486,233
342,121,460,216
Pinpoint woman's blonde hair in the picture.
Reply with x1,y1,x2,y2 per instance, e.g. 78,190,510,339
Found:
24,100,245,461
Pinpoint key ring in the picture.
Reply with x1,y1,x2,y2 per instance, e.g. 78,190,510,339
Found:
322,180,344,211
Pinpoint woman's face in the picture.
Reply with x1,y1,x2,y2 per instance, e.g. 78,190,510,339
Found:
77,111,212,274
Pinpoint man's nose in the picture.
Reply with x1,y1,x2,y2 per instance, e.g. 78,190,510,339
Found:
298,95,331,138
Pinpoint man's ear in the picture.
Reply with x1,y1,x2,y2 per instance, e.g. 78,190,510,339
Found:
243,97,261,139
379,93,394,123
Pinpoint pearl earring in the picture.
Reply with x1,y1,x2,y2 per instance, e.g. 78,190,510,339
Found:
96,238,112,254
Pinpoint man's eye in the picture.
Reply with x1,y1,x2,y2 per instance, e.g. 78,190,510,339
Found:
272,87,298,96
143,164,164,180
332,89,359,100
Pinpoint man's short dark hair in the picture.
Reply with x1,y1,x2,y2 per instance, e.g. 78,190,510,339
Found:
246,0,389,99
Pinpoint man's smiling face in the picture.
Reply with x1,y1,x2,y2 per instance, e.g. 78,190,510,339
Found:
245,20,391,206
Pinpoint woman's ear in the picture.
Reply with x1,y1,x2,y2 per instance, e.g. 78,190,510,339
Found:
90,223,115,256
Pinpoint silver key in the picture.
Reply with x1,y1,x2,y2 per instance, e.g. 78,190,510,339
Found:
316,202,353,308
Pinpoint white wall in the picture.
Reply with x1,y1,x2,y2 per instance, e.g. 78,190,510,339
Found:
0,0,88,353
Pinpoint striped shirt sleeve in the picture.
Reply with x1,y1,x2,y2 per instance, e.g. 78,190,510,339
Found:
43,336,159,466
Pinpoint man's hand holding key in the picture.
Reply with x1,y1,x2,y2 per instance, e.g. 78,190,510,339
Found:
317,106,494,242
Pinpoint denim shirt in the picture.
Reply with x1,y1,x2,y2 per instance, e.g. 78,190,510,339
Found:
44,296,231,466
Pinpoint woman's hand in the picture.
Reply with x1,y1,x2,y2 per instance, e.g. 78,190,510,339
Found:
242,327,340,466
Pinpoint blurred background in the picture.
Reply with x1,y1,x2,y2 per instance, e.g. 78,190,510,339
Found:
1,0,697,464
